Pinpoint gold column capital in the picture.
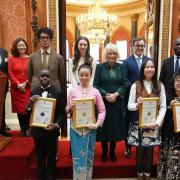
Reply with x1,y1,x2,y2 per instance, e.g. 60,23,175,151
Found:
130,14,139,22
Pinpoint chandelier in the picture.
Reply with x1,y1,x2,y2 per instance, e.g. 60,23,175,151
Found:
76,0,117,44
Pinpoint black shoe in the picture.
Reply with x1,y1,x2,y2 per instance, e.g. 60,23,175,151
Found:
20,130,25,137
101,153,108,162
24,130,30,137
125,148,131,158
2,131,12,137
110,153,117,162
5,125,11,131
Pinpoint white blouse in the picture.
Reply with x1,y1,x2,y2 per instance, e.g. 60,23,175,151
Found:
128,80,167,126
68,57,97,87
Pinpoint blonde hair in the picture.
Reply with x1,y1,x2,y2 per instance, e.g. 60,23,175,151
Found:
102,43,120,62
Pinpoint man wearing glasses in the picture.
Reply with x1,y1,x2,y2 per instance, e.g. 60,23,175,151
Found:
123,37,150,158
28,27,65,93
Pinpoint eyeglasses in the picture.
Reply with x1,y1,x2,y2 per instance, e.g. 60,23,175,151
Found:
40,74,50,78
17,45,26,48
40,36,50,40
135,44,145,48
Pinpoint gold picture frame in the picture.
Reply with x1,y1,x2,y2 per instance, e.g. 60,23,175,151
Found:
139,97,159,127
73,98,96,128
173,103,180,133
30,97,56,128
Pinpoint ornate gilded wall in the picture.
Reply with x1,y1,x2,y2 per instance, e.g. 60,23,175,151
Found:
0,0,27,52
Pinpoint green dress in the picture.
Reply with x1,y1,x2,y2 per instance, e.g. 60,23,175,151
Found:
93,62,127,142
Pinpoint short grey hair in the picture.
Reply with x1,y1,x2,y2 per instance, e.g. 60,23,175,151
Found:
102,43,120,62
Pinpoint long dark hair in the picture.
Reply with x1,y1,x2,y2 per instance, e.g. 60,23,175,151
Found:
170,73,180,98
11,38,28,57
72,36,93,72
139,59,159,93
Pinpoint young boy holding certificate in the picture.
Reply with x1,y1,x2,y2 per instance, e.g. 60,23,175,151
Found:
66,64,106,180
26,69,64,180
127,60,166,180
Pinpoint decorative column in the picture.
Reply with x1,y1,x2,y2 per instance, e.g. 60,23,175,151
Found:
130,14,139,54
31,0,38,50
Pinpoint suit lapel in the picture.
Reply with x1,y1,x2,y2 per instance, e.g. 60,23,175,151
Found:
48,50,55,68
35,50,43,67
169,56,175,73
131,55,139,75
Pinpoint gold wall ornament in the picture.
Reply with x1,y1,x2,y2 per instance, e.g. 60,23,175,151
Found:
31,0,38,49
75,0,117,44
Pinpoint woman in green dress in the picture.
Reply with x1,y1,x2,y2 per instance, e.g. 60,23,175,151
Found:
93,43,127,162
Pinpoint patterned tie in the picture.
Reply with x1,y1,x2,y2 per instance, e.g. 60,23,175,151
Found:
137,57,141,70
43,51,48,69
175,56,180,74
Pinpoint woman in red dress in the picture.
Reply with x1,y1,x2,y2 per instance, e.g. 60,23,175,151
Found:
8,38,31,136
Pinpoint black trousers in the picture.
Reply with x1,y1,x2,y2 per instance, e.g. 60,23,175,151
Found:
34,137,57,180
136,146,154,174
17,113,30,132
101,141,116,155
0,104,6,133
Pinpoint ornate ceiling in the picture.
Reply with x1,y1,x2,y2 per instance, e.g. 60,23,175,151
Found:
66,0,147,17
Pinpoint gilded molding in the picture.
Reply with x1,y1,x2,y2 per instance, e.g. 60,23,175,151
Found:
48,0,57,51
66,0,146,17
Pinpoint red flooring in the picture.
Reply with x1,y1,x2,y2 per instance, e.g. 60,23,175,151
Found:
0,131,158,180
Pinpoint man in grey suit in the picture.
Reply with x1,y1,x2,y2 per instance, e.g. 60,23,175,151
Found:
123,37,150,158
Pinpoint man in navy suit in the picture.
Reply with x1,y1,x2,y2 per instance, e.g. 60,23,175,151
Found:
160,37,180,105
0,48,11,137
123,37,150,158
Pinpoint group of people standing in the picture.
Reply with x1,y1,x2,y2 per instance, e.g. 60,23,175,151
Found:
67,35,180,180
0,27,179,180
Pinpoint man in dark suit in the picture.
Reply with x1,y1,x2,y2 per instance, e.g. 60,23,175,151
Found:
160,37,180,105
123,37,150,158
0,48,11,137
27,69,64,180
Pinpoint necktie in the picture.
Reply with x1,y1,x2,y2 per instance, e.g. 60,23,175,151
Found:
0,56,2,65
137,57,141,70
175,57,180,74
43,51,48,69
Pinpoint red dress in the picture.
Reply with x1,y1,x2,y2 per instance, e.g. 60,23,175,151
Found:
8,56,31,114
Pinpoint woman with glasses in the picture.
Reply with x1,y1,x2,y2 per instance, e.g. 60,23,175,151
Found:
158,73,180,179
8,38,31,136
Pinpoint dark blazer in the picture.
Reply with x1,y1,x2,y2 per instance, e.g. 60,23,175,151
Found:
159,56,175,105
28,49,66,93
123,55,150,87
0,48,8,92
30,85,64,139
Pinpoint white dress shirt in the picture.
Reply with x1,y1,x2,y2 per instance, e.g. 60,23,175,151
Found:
68,57,97,87
128,80,166,126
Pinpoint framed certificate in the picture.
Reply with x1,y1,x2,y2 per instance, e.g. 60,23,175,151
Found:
73,98,96,128
30,97,56,128
139,97,159,127
173,103,180,133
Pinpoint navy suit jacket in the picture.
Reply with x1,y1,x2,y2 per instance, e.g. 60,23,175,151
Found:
0,48,8,92
123,55,150,87
159,56,176,105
